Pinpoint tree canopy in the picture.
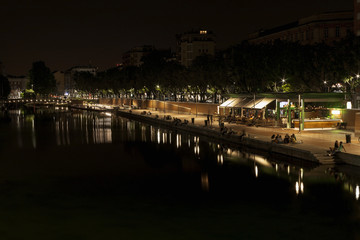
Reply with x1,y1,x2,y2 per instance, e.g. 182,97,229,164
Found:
0,75,11,99
29,61,56,95
69,35,360,102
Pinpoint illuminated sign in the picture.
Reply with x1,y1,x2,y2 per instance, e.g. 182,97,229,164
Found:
331,110,341,115
347,101,352,109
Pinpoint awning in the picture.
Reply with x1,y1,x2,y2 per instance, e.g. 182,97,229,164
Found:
253,98,276,109
220,98,238,107
242,98,276,109
242,98,264,109
233,98,252,108
221,97,276,109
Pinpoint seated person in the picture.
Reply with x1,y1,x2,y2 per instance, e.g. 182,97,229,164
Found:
275,134,282,143
338,141,346,152
271,134,276,142
329,140,339,153
284,134,290,144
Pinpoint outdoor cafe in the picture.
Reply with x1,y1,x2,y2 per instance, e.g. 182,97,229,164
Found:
219,93,346,130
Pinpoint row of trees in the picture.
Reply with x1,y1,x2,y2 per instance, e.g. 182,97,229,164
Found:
74,53,226,102
226,36,360,94
24,35,360,103
72,35,360,102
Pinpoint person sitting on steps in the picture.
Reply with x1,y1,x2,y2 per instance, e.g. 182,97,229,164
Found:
284,134,290,144
338,141,346,152
271,134,276,142
329,140,347,156
329,140,339,154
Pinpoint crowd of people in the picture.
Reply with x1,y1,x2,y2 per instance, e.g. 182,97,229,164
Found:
271,133,299,144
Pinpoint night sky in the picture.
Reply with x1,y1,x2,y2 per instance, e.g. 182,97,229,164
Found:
0,0,352,75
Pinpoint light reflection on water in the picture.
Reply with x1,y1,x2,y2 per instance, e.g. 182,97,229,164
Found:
1,108,360,202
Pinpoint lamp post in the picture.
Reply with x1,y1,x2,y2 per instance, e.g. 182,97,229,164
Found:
274,78,286,92
323,81,328,92
195,93,198,117
281,78,286,91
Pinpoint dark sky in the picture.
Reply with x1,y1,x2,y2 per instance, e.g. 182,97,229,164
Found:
0,0,353,75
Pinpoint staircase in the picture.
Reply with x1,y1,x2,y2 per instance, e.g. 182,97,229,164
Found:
313,153,335,165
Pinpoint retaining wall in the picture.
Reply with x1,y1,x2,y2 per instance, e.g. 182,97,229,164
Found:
115,109,319,164
99,98,218,115
336,152,360,167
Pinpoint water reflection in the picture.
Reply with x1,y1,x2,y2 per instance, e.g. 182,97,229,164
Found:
176,134,181,148
201,172,209,192
295,168,305,195
3,109,114,148
2,108,360,202
217,153,224,165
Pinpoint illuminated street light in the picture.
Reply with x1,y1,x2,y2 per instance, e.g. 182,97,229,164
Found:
324,80,329,92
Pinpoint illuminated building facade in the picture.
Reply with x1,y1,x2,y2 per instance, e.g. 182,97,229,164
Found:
176,29,216,67
7,75,29,99
248,11,353,45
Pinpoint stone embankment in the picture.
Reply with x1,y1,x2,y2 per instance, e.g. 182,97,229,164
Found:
66,101,360,167
115,109,320,164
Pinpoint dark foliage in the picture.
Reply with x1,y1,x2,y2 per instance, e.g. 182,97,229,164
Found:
0,75,11,99
72,36,360,101
29,61,56,95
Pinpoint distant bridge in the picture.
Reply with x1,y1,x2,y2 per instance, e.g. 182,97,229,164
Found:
1,98,71,109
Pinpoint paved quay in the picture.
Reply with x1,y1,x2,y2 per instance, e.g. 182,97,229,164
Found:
115,108,360,166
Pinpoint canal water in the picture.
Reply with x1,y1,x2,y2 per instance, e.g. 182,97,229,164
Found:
0,108,359,239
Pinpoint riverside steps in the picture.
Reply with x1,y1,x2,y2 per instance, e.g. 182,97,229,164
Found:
113,108,360,167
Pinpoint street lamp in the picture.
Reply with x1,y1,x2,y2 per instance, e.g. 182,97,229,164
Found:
274,78,286,92
323,81,328,92
275,78,286,92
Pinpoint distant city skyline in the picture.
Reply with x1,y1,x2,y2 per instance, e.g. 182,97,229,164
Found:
0,0,352,75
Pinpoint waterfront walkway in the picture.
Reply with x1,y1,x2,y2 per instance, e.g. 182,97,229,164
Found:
119,109,360,166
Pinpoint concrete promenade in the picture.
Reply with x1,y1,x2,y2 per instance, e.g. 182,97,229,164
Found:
117,108,360,166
